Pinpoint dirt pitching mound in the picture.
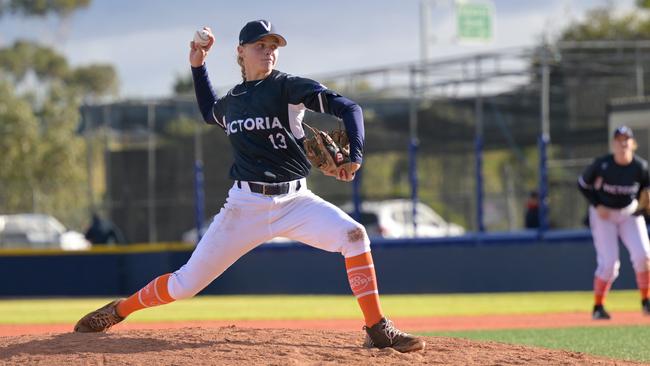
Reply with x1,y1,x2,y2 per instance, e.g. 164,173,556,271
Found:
0,326,641,365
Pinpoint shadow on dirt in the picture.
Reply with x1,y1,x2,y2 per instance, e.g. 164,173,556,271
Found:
0,332,217,358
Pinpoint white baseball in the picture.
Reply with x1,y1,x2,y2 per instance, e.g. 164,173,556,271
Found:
193,29,211,47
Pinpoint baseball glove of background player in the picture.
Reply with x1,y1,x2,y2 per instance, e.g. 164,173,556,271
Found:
303,122,350,177
634,188,650,216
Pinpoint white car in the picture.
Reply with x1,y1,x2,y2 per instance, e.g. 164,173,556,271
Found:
182,222,291,245
182,199,465,243
0,214,91,250
340,199,465,239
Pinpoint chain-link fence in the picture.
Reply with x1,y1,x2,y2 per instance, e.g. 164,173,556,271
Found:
78,42,650,243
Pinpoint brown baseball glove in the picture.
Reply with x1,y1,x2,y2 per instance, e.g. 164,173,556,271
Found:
303,122,350,177
634,188,650,216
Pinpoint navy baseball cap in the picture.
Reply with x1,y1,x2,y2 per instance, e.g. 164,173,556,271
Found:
239,20,287,47
613,125,634,138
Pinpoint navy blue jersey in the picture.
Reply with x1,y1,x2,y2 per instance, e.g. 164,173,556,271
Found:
578,154,650,208
192,66,364,182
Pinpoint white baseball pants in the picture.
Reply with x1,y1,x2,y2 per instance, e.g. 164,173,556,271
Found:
167,178,371,300
589,203,650,281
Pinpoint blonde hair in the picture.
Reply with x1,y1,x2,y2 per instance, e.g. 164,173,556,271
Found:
237,55,246,81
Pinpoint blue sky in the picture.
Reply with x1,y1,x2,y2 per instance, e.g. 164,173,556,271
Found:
0,0,635,98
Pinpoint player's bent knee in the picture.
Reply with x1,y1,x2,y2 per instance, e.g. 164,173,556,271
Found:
169,287,200,301
632,257,650,273
167,273,204,300
596,262,620,282
340,225,370,257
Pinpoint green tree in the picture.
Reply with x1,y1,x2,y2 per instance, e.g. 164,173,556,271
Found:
0,1,120,228
67,64,118,98
0,81,40,210
0,41,69,82
560,5,650,41
164,116,208,139
173,73,194,95
0,41,117,227
637,0,650,9
0,0,91,17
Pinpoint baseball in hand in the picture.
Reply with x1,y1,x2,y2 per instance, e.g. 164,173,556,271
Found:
193,29,211,47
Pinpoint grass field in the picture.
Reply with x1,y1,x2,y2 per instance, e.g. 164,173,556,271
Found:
426,326,650,362
1,290,648,362
0,290,643,323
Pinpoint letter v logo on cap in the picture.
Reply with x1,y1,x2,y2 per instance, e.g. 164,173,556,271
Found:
260,20,271,31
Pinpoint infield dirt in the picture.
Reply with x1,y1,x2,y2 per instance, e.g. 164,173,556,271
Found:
0,326,645,365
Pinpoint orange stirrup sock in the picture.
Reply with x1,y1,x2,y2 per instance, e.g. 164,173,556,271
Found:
116,273,175,318
636,271,650,300
345,252,383,327
594,276,612,306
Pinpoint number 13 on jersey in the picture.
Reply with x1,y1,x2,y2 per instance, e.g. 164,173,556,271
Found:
268,133,287,149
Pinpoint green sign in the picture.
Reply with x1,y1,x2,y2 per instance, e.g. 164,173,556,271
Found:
457,2,493,42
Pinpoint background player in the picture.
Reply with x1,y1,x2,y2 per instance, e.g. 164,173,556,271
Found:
74,19,425,353
578,125,650,319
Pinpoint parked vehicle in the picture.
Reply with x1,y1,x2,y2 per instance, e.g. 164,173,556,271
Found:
181,225,208,244
183,199,464,243
182,222,291,245
339,199,465,238
0,214,91,250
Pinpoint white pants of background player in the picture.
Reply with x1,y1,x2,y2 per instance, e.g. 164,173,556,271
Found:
167,178,371,299
589,203,650,282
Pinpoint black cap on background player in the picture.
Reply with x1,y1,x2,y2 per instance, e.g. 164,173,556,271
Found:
613,125,634,139
239,20,287,46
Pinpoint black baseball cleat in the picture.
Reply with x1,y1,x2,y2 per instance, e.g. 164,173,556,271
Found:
363,317,425,353
592,304,611,320
642,299,650,315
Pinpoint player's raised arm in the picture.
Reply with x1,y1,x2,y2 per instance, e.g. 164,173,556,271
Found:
190,26,214,67
189,27,220,125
